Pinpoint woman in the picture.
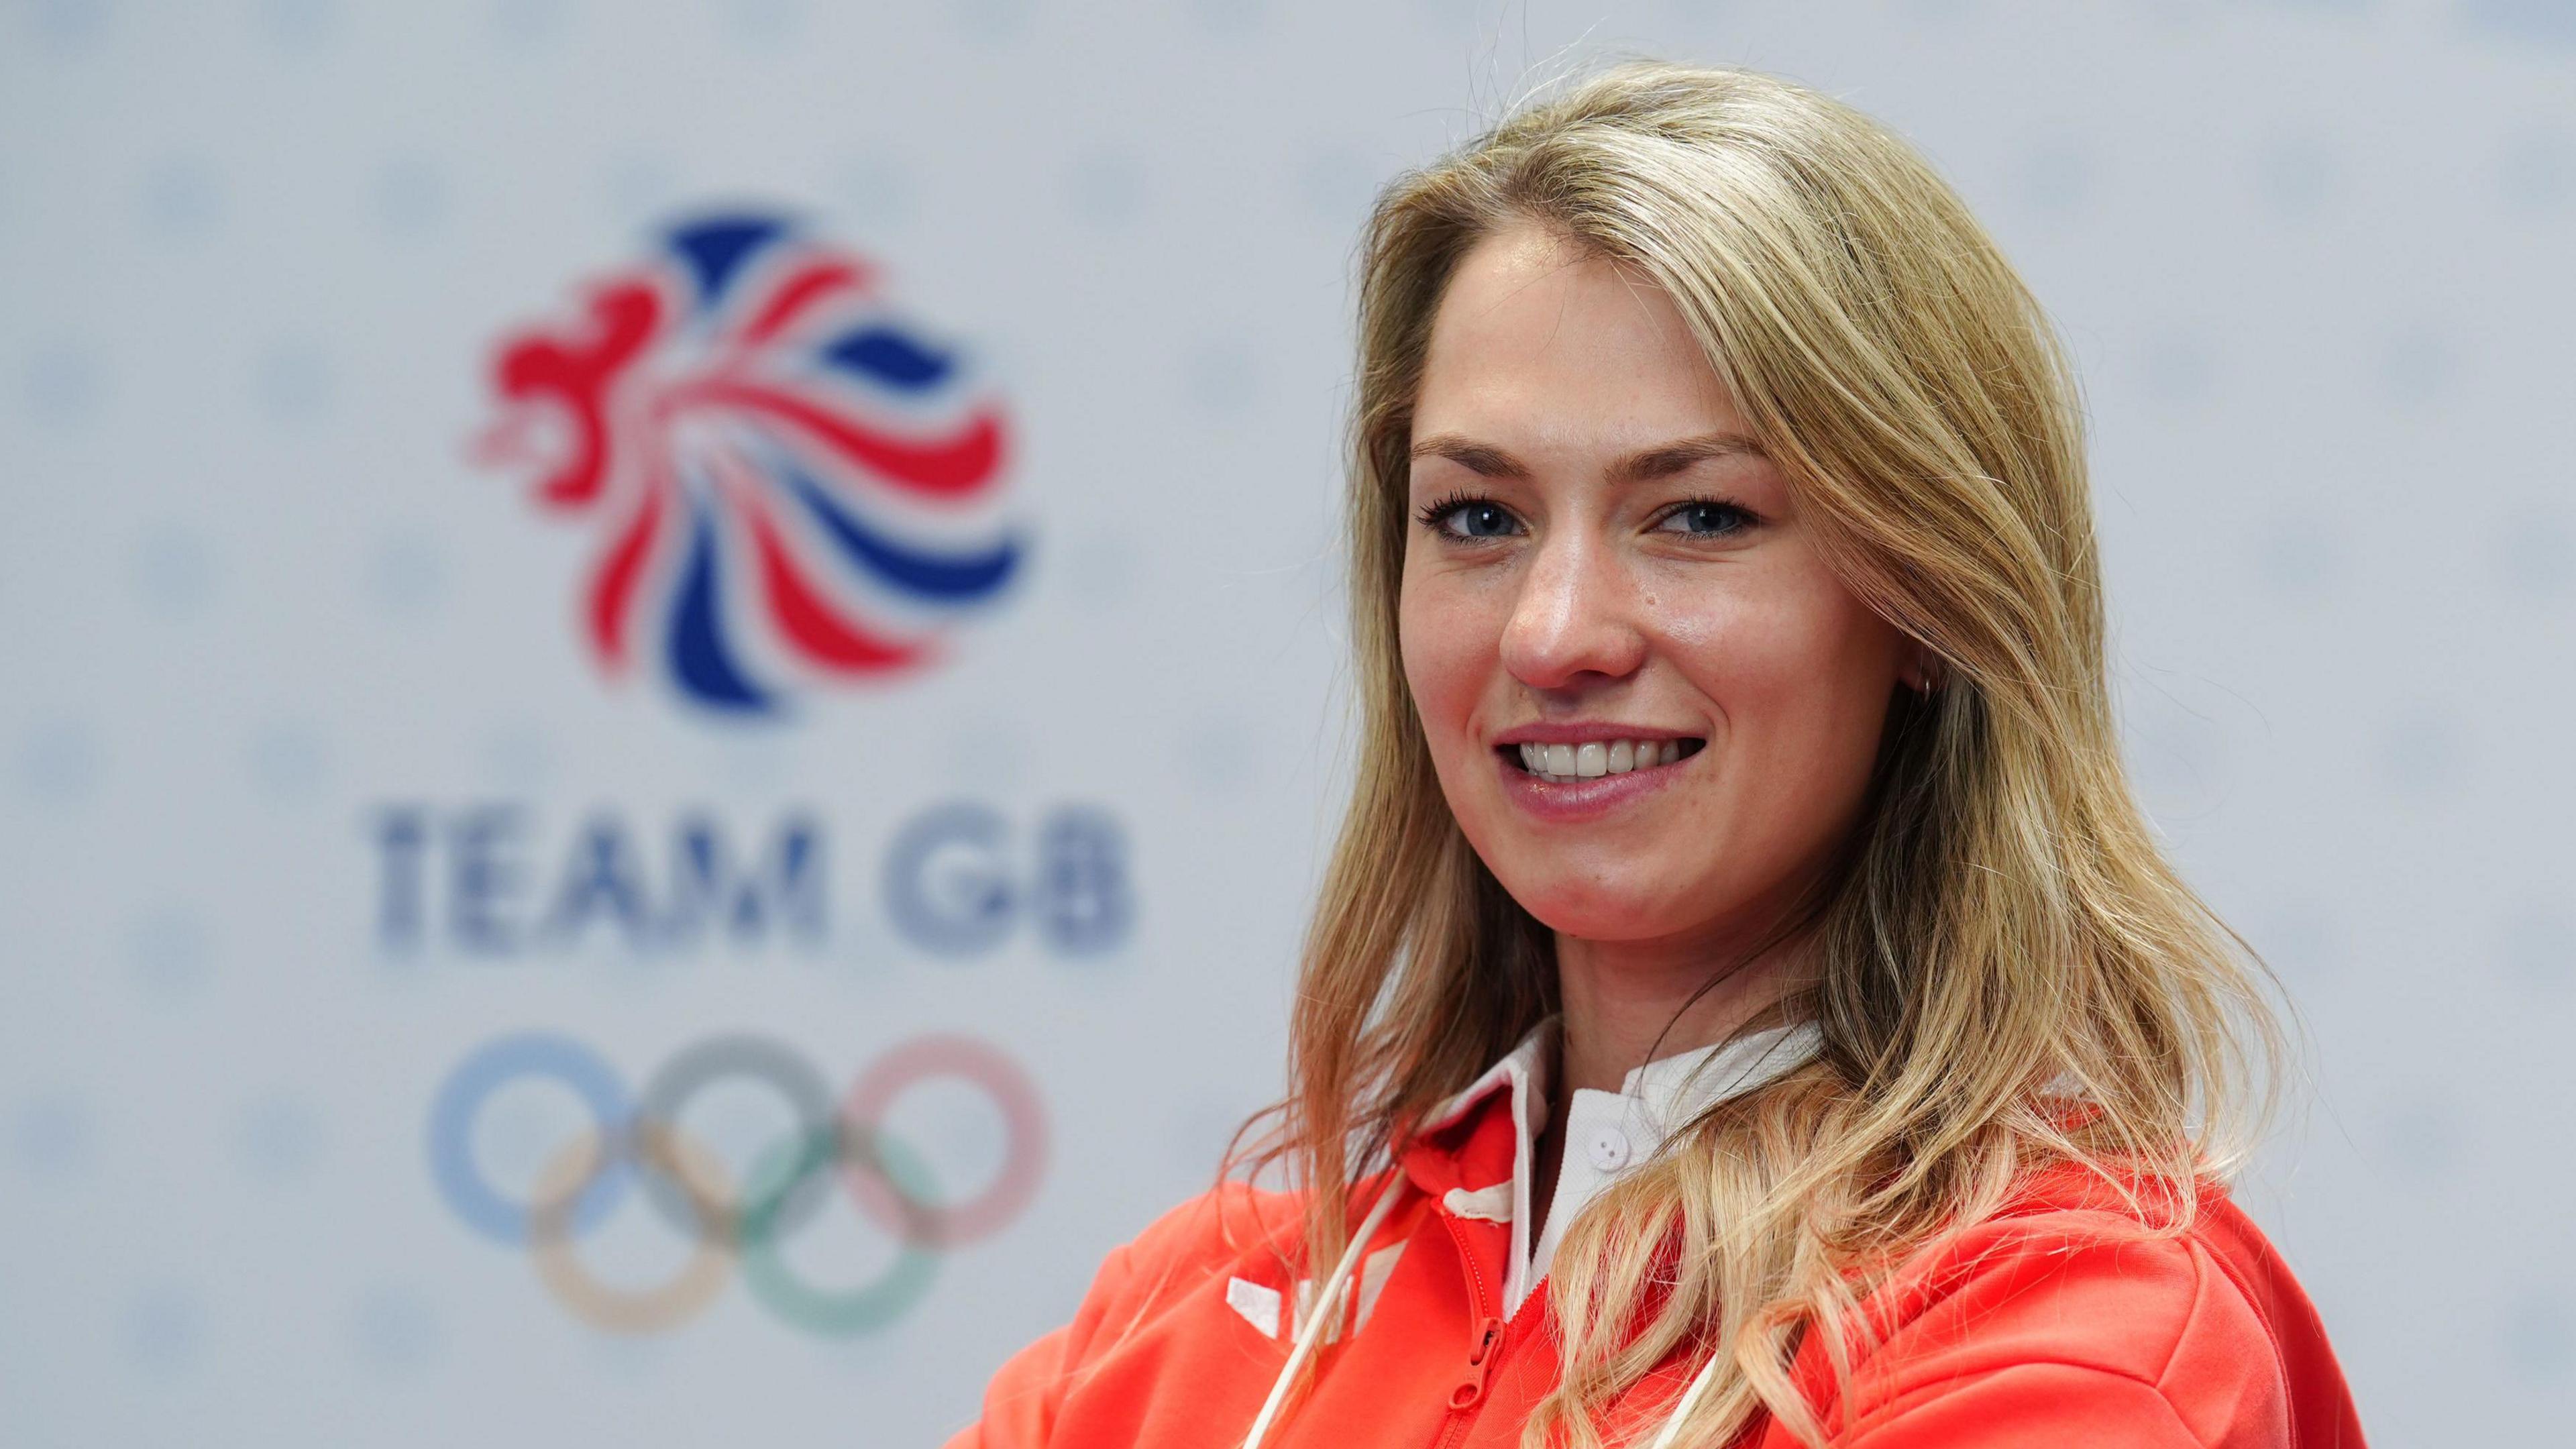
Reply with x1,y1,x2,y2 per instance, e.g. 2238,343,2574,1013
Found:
947,62,2363,1448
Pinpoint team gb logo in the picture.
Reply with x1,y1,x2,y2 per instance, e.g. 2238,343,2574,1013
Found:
474,210,1022,717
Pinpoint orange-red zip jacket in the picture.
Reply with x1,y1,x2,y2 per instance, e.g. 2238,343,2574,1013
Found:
944,1082,2365,1448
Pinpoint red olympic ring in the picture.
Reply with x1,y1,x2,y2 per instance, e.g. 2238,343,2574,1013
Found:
841,1034,1047,1248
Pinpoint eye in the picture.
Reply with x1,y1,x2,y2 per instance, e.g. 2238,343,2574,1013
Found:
1652,497,1758,539
1417,493,1523,542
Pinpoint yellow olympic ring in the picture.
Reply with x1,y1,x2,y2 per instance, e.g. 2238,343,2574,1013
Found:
527,1126,733,1335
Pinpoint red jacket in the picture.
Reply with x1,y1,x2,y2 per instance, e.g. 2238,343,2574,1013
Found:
945,1080,2365,1448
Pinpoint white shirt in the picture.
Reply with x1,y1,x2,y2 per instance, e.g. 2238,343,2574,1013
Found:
1421,1015,1824,1315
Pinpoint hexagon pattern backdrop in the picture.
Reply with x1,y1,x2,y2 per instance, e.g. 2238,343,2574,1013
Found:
1,3,2569,1445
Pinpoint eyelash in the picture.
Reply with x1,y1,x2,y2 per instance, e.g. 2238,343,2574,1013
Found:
1413,491,1760,543
1414,490,1510,541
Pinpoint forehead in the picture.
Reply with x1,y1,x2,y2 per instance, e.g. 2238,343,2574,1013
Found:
1413,224,1746,450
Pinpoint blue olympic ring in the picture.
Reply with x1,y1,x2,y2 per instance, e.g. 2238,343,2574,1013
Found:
429,1031,637,1246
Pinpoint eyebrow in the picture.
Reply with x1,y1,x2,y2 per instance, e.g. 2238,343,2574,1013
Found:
1407,431,1767,484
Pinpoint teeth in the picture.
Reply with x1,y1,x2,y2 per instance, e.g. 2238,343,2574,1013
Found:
1515,739,1690,784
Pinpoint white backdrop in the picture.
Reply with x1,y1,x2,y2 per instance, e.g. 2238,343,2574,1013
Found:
3,2,2571,1444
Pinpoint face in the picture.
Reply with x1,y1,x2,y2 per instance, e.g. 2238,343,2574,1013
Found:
1399,223,1919,954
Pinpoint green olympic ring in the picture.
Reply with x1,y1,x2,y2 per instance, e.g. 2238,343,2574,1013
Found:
737,1124,944,1336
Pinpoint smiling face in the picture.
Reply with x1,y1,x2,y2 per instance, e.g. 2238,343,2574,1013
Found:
1399,223,1921,955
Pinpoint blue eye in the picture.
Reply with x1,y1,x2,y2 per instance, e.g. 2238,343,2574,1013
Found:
1655,498,1756,537
1417,494,1522,541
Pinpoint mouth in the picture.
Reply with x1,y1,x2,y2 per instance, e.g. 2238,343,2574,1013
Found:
1495,736,1707,785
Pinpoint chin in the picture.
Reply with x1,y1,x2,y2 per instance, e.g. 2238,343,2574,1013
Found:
1488,869,1685,944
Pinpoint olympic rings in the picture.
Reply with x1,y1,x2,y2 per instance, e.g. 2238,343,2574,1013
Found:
426,1030,1047,1336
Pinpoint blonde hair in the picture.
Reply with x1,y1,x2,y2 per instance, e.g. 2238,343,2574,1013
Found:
1230,60,2288,1448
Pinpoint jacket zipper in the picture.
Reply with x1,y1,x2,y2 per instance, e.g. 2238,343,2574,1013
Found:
1432,1213,1544,1449
1448,1315,1506,1413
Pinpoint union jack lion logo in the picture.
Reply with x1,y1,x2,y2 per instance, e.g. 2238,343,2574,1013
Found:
476,211,1022,716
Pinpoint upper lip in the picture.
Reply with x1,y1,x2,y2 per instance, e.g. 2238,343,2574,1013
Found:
1491,722,1701,746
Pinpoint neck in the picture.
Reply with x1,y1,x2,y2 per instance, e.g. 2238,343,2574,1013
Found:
1550,926,1811,1096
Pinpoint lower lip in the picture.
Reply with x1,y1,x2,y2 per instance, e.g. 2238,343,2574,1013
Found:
1494,747,1693,822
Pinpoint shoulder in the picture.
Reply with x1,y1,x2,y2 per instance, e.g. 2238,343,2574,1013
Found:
1085,1178,1309,1307
1035,1175,1320,1363
947,1180,1312,1448
1805,1167,2355,1449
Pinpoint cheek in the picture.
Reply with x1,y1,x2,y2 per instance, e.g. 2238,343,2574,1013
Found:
1397,571,1499,733
1676,580,1901,769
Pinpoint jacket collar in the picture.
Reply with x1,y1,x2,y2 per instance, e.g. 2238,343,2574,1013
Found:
1417,1014,1825,1142
1398,1016,1825,1311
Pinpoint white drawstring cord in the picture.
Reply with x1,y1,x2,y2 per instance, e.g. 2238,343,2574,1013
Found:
1238,1176,1411,1449
1235,1171,1733,1449
1644,1347,1725,1449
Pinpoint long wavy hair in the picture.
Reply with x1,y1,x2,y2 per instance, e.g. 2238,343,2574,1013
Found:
1226,60,2288,1448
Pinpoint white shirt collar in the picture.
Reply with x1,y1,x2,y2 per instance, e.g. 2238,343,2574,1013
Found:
1424,1014,1824,1314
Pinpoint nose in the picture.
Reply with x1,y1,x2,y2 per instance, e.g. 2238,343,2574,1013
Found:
1498,528,1648,691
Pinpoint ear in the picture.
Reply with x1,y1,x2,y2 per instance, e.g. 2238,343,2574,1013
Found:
1903,651,1944,694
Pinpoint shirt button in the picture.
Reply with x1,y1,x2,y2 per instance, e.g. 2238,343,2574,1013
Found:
1586,1126,1631,1171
